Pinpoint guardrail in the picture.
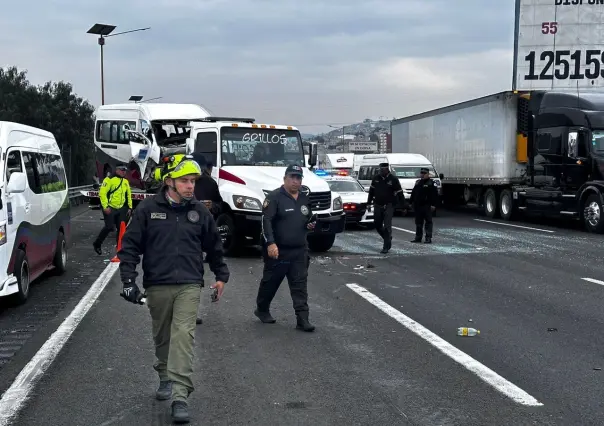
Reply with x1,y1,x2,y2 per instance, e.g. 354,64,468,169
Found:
68,184,95,206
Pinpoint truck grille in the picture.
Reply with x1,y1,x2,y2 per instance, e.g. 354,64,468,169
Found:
309,191,331,211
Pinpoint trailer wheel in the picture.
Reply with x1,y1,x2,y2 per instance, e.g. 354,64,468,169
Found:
499,189,515,221
483,188,498,218
582,193,604,234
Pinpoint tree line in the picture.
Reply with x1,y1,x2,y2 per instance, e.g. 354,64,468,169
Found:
0,66,96,186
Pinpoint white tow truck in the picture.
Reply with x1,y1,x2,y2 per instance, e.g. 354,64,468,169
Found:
82,103,346,255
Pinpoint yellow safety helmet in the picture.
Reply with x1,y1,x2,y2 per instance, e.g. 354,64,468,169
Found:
153,154,202,182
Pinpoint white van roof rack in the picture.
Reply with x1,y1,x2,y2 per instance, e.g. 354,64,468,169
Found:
193,116,256,124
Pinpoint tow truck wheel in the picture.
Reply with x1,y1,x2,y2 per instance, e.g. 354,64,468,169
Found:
582,193,604,234
307,234,336,252
215,213,240,256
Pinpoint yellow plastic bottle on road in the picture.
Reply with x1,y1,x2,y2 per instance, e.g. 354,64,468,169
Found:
457,327,480,336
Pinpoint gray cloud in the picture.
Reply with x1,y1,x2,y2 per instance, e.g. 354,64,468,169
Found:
1,0,515,133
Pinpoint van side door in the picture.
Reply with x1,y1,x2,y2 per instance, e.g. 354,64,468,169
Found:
4,149,29,272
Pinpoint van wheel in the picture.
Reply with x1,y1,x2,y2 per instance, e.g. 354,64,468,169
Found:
11,250,30,305
215,213,239,257
53,231,67,275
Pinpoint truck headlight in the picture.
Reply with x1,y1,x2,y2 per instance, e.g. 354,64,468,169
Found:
232,195,262,211
333,196,342,210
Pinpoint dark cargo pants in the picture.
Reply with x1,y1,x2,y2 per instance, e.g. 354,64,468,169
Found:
93,206,128,247
414,205,433,240
145,283,201,402
256,247,310,315
374,203,394,248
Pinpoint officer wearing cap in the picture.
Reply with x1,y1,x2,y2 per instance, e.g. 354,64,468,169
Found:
409,167,438,243
93,163,133,255
367,162,405,254
255,164,317,332
118,154,229,423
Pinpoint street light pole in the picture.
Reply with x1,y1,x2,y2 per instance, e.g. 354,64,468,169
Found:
87,24,150,105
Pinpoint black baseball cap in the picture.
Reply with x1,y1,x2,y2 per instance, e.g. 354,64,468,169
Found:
379,162,389,168
420,167,430,173
285,164,304,177
115,163,128,171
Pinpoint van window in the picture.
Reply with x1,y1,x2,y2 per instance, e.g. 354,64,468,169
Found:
5,150,23,183
96,120,137,144
22,152,67,194
392,166,437,178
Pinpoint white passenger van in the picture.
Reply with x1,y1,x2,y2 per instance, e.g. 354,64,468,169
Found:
0,122,69,304
357,153,443,209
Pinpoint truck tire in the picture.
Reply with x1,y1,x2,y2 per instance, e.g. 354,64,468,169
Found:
483,188,498,218
499,189,515,221
307,234,336,253
215,213,240,257
582,193,604,234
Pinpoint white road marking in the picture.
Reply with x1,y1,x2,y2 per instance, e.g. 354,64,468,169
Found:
392,226,415,234
346,283,543,407
0,262,120,426
474,219,554,233
582,277,604,286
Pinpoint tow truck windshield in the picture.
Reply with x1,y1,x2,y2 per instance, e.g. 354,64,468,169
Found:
220,128,304,166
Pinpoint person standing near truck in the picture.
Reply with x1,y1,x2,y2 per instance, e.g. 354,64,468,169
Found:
118,154,229,424
409,167,439,244
255,164,316,332
93,164,132,255
366,162,405,254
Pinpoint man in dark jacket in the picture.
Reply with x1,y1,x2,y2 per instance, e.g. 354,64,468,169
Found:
255,164,316,332
409,167,439,243
118,154,229,424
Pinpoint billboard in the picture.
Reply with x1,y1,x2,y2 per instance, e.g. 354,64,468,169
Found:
349,142,378,152
513,0,604,91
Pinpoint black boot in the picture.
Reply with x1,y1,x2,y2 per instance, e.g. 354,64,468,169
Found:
424,237,432,244
296,312,315,332
410,237,422,243
155,380,172,400
171,401,190,424
254,308,276,323
93,242,102,255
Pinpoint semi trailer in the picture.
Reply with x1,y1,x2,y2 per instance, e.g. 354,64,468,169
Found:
391,90,604,233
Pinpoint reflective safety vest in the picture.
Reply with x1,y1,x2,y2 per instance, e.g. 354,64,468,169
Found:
99,176,133,210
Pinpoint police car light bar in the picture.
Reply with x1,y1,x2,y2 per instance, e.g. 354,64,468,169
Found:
196,116,256,124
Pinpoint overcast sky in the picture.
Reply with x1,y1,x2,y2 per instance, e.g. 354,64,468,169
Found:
0,0,515,134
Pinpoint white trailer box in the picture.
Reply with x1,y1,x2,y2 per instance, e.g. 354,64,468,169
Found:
391,91,527,185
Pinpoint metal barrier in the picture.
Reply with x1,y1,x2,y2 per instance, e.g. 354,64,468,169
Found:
68,184,94,206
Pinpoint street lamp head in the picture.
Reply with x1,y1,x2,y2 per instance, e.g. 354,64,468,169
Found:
87,23,116,36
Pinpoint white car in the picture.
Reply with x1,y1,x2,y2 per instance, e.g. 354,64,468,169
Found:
323,176,374,226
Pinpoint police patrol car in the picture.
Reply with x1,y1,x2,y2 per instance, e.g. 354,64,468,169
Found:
321,175,373,226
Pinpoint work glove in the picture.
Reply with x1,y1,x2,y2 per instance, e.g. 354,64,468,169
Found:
120,280,144,305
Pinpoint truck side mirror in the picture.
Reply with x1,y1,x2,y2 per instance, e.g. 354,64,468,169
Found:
308,142,318,168
439,173,444,180
568,132,578,158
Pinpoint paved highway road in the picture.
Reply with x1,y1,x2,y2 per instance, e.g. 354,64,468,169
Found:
1,208,604,425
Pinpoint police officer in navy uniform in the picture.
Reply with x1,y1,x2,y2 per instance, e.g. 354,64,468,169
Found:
409,167,439,243
367,162,405,254
254,164,316,332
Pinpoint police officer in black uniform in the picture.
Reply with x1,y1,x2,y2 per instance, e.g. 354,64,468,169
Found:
409,167,439,243
254,164,316,332
367,162,405,254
